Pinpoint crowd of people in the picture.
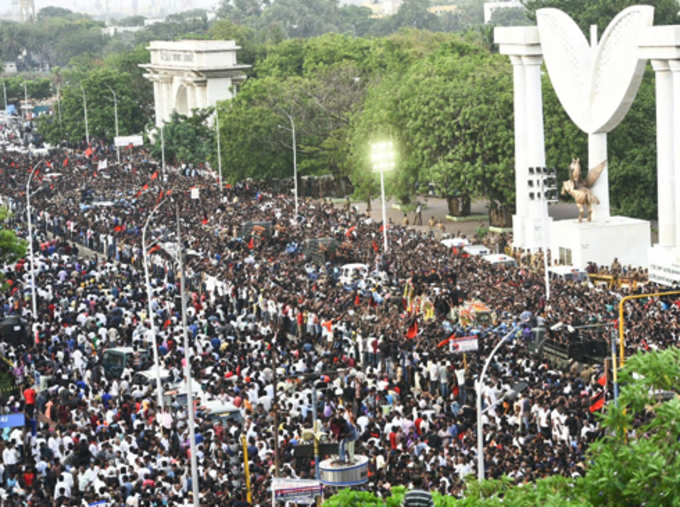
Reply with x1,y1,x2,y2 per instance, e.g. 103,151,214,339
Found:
0,128,676,506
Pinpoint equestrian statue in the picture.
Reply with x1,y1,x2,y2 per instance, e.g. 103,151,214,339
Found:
560,158,606,222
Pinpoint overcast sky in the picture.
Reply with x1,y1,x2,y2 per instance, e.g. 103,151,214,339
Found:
32,0,220,17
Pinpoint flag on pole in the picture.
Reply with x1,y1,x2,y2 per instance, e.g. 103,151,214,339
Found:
150,171,158,180
406,320,418,339
248,237,254,249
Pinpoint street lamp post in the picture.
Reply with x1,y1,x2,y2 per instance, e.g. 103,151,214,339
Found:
26,159,46,322
142,199,167,412
175,204,200,507
476,325,519,481
2,81,7,114
160,124,166,182
215,108,223,193
55,84,62,130
80,84,90,145
105,85,120,165
528,167,556,301
23,82,29,121
370,141,396,253
278,114,298,221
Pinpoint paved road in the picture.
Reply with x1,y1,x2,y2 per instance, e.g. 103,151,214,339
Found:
345,196,658,242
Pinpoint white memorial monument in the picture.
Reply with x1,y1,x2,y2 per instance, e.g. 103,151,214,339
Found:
495,6,663,270
640,26,680,284
141,40,250,127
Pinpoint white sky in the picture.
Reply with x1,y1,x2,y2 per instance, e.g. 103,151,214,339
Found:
32,0,220,17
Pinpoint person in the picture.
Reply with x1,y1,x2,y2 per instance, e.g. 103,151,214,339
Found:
330,411,357,464
403,474,433,507
22,383,36,419
415,203,423,225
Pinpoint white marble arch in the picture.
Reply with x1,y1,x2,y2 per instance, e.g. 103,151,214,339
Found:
140,40,251,127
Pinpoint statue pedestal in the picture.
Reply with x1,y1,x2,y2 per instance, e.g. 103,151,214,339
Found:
319,456,369,487
648,245,680,286
550,216,650,269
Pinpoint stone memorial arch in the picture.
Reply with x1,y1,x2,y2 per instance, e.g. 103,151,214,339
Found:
495,6,680,280
141,40,251,127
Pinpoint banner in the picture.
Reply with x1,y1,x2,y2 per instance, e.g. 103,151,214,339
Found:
450,336,478,353
272,478,322,503
97,159,108,170
0,413,25,429
114,135,144,147
190,187,199,199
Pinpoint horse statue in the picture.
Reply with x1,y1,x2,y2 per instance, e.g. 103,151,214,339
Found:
561,158,606,222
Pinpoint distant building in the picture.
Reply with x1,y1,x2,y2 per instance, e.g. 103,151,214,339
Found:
361,0,402,18
102,25,144,36
484,0,524,24
427,4,458,15
140,40,251,127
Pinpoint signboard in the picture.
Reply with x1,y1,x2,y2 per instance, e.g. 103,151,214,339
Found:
190,187,199,199
114,135,144,147
649,263,680,286
0,413,25,429
272,478,322,502
97,160,108,170
450,336,478,353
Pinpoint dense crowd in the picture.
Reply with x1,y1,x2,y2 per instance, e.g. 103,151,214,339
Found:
0,130,677,506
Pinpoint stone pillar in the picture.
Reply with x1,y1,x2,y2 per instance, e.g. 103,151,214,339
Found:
186,83,196,112
523,55,549,248
670,60,680,248
588,133,610,220
154,75,172,124
195,81,208,109
152,78,163,127
652,59,675,247
510,56,527,243
495,27,548,250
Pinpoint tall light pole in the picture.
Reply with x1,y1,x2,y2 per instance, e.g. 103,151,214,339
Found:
55,84,62,130
215,107,223,193
2,81,7,114
476,325,519,481
278,114,298,221
26,159,45,322
80,84,90,145
23,82,29,121
370,141,396,253
175,203,199,507
142,199,167,412
105,84,120,165
160,124,166,182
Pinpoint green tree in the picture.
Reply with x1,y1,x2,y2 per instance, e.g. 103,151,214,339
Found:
0,207,26,265
36,7,74,19
489,6,532,26
151,110,214,167
380,38,515,221
581,348,680,505
118,15,146,27
37,67,147,144
522,0,679,33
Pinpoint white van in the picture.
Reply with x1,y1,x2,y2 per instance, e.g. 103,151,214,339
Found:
548,266,589,283
131,366,172,387
441,237,469,249
482,253,517,267
463,244,490,256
